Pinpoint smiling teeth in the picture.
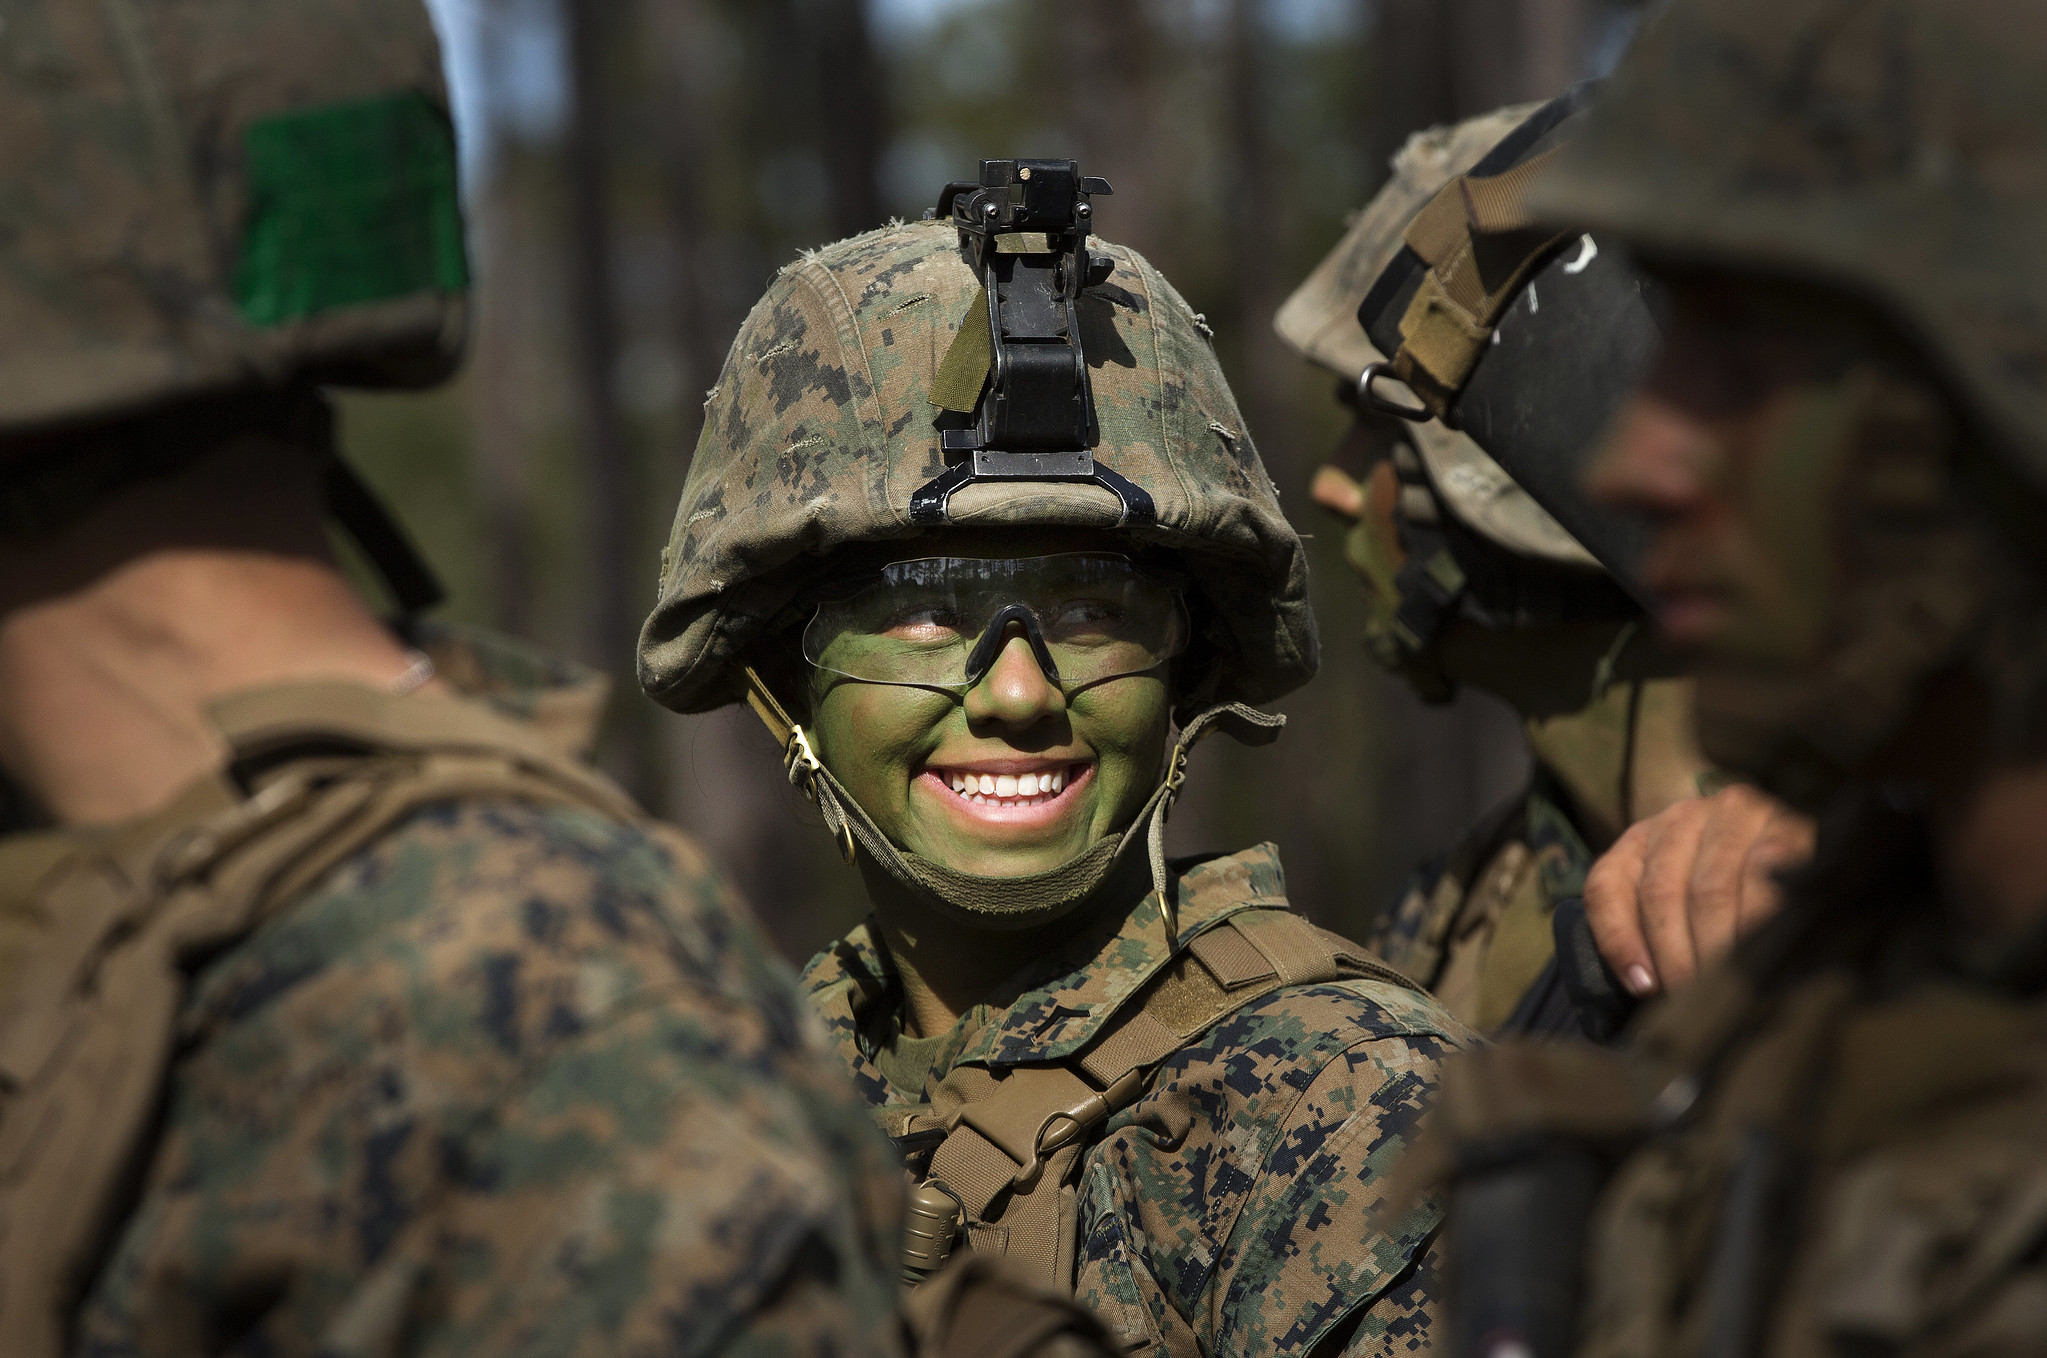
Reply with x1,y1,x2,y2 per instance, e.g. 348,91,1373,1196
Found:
945,766,1068,806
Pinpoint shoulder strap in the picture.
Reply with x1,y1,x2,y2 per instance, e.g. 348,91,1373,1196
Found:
1387,148,1569,418
902,908,1419,1300
1374,792,1530,988
0,687,638,1358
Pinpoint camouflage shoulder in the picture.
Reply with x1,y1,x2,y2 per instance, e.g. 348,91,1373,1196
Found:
1200,983,1461,1357
798,919,898,1106
1213,970,1478,1066
184,797,798,1034
1085,974,1460,1357
1321,971,1480,1048
80,796,906,1354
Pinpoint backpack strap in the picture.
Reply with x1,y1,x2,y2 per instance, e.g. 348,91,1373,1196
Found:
900,907,1423,1298
0,682,638,1358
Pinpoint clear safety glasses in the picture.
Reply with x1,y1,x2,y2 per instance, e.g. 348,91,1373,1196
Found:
802,553,1189,695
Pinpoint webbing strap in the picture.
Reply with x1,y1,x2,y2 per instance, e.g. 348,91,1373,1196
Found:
957,1065,1100,1167
1189,923,1276,987
1390,147,1570,417
929,287,995,414
741,665,1284,928
905,909,1423,1293
1076,1011,1181,1086
1402,148,1563,282
0,695,639,1358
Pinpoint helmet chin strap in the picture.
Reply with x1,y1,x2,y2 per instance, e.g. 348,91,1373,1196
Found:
739,666,1283,938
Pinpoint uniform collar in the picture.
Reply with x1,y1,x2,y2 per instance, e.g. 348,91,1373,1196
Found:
0,623,609,880
802,841,1291,1094
412,621,611,762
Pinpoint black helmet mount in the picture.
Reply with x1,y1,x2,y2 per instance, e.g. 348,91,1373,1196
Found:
911,159,1155,527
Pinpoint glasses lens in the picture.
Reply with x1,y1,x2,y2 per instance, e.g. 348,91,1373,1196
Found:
802,554,1187,691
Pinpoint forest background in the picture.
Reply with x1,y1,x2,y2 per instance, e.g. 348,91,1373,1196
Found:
350,0,1648,961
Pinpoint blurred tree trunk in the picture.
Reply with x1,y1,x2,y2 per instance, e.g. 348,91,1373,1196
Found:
1520,0,1590,97
1054,0,1159,261
1163,0,1312,888
802,0,887,239
563,0,659,801
467,175,536,642
646,0,818,950
649,0,710,449
1371,0,1458,170
1223,0,1294,486
1370,0,1588,179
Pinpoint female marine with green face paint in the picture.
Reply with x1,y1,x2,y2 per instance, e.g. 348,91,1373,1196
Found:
798,530,1181,1033
638,204,1469,1354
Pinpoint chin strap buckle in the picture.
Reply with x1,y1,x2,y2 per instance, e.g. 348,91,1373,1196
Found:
782,724,827,789
743,666,857,865
1159,742,1193,820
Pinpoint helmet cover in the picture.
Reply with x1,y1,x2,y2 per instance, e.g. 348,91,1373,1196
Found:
1525,0,2047,489
1274,104,1600,568
0,0,467,443
640,217,1317,718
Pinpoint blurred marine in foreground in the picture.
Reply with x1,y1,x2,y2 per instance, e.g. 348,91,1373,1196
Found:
1426,1,2047,1354
0,3,916,1354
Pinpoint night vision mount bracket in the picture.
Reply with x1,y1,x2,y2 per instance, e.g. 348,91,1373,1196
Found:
909,159,1156,527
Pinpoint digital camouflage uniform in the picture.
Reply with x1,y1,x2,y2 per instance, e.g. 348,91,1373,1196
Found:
13,627,904,1358
1369,778,1594,1034
0,3,911,1353
1421,2,2047,1356
639,204,1472,1351
805,847,1467,1357
1275,107,1681,1037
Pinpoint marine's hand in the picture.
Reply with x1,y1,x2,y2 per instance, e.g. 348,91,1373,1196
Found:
1583,784,1815,997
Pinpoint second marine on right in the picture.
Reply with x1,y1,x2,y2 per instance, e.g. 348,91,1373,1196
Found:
1422,0,2047,1355
1277,89,1813,1038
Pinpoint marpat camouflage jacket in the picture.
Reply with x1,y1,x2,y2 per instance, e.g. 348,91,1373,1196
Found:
1429,794,2047,1358
802,843,1471,1357
1369,776,1595,1035
3,627,904,1358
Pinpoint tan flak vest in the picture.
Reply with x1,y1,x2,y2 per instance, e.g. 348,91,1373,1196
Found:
880,904,1426,1296
0,680,640,1358
1420,946,2047,1357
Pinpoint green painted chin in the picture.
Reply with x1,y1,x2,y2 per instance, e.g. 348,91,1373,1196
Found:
808,670,1173,881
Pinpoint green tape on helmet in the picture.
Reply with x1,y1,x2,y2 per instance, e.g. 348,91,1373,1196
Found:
0,0,467,437
235,92,468,327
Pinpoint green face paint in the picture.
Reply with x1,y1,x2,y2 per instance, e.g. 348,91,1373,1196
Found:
1334,461,1420,672
1714,373,1872,669
1346,514,1407,633
807,573,1174,882
1687,365,1980,809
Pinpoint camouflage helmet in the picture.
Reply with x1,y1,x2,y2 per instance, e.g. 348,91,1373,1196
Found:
1275,103,1602,572
1526,0,2047,486
0,0,466,441
1276,99,1655,702
639,216,1316,719
0,0,466,612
